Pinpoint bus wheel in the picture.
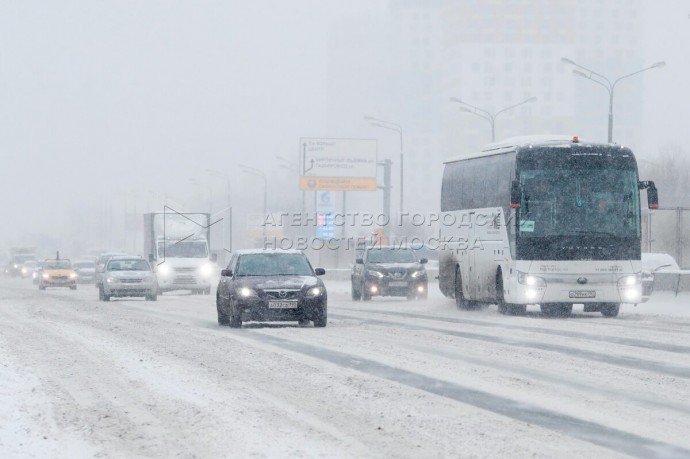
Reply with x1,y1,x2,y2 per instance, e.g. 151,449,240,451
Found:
454,269,470,310
600,303,620,317
496,271,525,315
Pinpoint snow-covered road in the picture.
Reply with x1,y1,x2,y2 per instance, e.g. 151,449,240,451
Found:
1,276,690,458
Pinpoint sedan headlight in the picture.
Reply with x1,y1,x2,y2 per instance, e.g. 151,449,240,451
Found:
410,270,425,278
69,273,78,279
367,269,384,278
106,277,120,283
42,273,50,279
237,287,257,298
306,286,324,297
518,272,546,287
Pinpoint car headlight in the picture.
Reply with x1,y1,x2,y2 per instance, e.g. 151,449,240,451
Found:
107,277,120,283
13,264,19,269
237,287,257,298
69,273,77,279
410,270,425,278
367,269,384,278
21,268,28,274
199,263,214,277
158,264,171,276
42,273,50,279
518,272,546,287
617,275,638,287
306,286,324,297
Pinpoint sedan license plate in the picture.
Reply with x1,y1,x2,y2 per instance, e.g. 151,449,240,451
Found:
389,281,408,287
268,301,298,309
569,290,596,299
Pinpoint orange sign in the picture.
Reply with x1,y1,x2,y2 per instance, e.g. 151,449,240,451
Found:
299,177,377,191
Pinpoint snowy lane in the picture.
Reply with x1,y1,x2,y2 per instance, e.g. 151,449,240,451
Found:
1,277,690,458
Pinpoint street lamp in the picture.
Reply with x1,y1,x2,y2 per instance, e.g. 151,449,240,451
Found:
449,96,537,142
239,164,267,240
205,168,233,254
276,155,306,214
364,116,404,216
561,57,666,143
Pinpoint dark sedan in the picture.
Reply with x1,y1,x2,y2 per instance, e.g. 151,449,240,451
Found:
216,249,327,328
351,245,428,301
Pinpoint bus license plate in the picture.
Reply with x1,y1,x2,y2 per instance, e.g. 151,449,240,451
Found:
268,301,298,309
569,290,596,299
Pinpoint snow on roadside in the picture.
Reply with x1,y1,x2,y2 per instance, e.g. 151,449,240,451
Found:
0,343,96,458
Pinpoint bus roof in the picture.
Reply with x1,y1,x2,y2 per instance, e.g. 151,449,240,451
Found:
443,135,631,164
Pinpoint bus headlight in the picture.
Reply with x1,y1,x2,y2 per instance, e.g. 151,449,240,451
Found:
158,264,172,277
518,272,546,287
618,275,641,302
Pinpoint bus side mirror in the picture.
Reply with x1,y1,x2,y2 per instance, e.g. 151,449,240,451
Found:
510,181,521,208
647,185,658,209
639,180,658,209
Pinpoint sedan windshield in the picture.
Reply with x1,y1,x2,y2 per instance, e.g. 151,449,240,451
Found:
44,261,72,269
107,259,151,271
236,254,313,276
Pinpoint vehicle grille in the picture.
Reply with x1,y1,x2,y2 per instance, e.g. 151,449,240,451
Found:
174,267,196,273
174,275,197,284
52,276,69,280
386,270,408,280
121,278,142,284
264,289,301,300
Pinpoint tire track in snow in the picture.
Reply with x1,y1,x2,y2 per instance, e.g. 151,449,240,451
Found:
240,332,690,459
331,313,690,380
341,307,690,354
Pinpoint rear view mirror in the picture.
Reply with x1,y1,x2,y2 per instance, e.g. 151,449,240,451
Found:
510,180,521,208
211,253,218,262
148,254,154,262
314,268,326,276
355,258,364,264
221,269,233,277
420,258,428,264
647,185,658,209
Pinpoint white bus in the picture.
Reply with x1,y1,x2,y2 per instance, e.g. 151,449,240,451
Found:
438,135,658,317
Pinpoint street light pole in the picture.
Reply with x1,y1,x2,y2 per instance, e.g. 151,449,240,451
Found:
561,57,666,143
205,169,233,254
364,116,404,217
239,164,268,241
449,96,537,142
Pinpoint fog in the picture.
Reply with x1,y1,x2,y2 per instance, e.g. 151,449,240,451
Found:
1,1,688,260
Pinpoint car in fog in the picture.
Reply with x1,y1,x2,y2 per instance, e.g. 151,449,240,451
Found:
72,259,96,284
31,260,44,284
20,260,37,279
95,252,128,288
99,256,158,302
640,252,690,295
39,259,77,290
351,245,428,301
216,249,327,328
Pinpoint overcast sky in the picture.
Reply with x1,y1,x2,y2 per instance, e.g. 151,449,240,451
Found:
0,1,688,254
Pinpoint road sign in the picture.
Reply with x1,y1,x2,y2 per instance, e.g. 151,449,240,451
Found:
299,138,377,191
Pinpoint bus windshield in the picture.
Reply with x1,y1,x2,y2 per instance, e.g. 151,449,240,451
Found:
517,168,640,238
